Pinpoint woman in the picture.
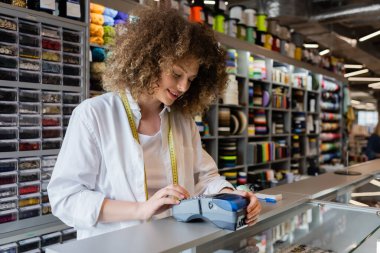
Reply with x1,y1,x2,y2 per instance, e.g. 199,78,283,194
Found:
48,7,261,240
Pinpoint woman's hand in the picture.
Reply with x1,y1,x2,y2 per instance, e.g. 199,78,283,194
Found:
219,188,262,226
139,184,190,221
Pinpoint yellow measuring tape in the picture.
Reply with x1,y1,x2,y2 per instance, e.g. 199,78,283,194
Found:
119,92,178,201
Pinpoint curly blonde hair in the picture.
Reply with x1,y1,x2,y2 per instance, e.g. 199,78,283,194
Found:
102,7,227,115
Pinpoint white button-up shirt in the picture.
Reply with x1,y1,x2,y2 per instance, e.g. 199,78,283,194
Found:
47,91,233,240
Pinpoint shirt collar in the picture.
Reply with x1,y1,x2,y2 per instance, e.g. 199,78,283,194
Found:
124,89,171,115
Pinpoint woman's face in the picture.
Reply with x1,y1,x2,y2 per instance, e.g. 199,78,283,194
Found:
154,57,199,106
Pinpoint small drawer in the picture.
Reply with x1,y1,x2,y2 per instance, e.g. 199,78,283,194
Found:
0,159,17,173
63,43,81,54
0,171,17,185
63,92,80,104
0,209,17,224
42,91,61,103
19,181,40,195
19,59,40,71
0,43,17,56
19,115,40,127
0,128,17,140
42,116,60,127
0,196,17,211
42,26,60,39
0,115,17,127
42,74,61,85
62,116,70,127
42,202,51,215
19,157,40,170
19,128,40,139
0,16,17,31
19,21,39,35
19,205,41,220
63,105,76,115
18,237,40,252
0,242,18,253
42,61,61,74
0,68,17,81
42,50,60,62
19,140,40,151
19,89,40,103
42,139,61,150
19,71,41,83
63,65,81,76
19,34,40,48
0,102,17,114
0,88,17,102
19,103,40,115
0,30,17,44
19,46,40,59
19,169,40,183
42,38,61,51
41,156,57,168
41,167,53,181
62,30,81,43
42,128,61,139
41,180,49,191
0,184,17,199
61,228,77,242
63,54,80,65
41,232,61,247
0,55,17,69
0,140,17,152
42,104,61,115
63,76,81,87
41,191,49,203
18,193,40,208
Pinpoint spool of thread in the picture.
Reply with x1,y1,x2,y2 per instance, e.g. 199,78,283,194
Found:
190,6,203,23
256,13,267,32
243,9,256,27
226,19,237,37
236,23,246,40
229,5,244,22
295,47,302,61
213,13,225,33
246,26,255,43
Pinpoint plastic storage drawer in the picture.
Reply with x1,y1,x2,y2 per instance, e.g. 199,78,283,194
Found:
0,196,17,211
19,181,40,195
41,156,56,168
42,202,51,215
42,128,61,139
63,105,76,115
0,171,17,185
19,71,41,83
0,16,17,31
0,88,17,101
63,76,81,87
63,92,80,104
19,128,40,139
19,89,40,103
42,116,60,127
0,128,17,140
0,43,17,56
42,38,61,51
0,30,17,43
42,139,61,150
41,180,49,191
19,157,40,171
19,205,41,220
42,61,61,74
0,55,17,69
18,237,41,252
42,91,61,103
18,193,40,208
0,184,17,199
0,209,17,224
19,59,40,71
42,26,60,39
19,34,40,48
0,115,17,127
19,140,40,151
62,228,77,242
19,103,40,114
41,191,49,203
42,50,60,62
19,21,39,35
62,116,70,127
0,140,17,152
41,232,61,247
62,30,81,43
63,54,80,65
19,47,40,59
0,102,17,114
63,65,80,76
19,115,40,127
42,74,61,85
18,169,40,183
0,68,17,81
42,104,61,115
0,242,17,253
41,167,53,181
0,159,16,173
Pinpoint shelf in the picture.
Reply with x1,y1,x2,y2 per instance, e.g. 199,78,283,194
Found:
249,78,271,84
272,158,290,164
218,165,245,172
0,149,60,159
218,135,246,139
291,110,306,113
272,81,290,87
219,104,245,109
248,162,271,167
291,156,305,160
249,106,270,110
272,134,290,138
291,86,306,91
272,108,290,112
247,168,272,174
307,133,319,136
306,154,319,158
201,136,217,140
248,135,270,138
307,90,319,94
307,112,319,115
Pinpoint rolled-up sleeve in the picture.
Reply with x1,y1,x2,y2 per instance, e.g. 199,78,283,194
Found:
191,121,234,195
47,104,105,229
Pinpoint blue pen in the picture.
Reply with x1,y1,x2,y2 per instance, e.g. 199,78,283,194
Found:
258,198,277,203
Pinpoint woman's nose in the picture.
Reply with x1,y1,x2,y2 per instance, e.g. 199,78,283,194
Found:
177,79,190,93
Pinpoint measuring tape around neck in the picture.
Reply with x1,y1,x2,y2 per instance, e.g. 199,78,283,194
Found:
119,92,178,201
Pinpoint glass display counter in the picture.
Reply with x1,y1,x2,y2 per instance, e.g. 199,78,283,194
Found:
195,201,380,253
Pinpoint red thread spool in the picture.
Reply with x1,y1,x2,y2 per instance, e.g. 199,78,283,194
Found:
190,6,203,23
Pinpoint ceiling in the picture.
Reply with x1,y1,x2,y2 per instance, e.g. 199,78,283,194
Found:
228,0,380,100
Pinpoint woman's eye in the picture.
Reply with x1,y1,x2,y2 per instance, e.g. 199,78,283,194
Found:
172,72,181,78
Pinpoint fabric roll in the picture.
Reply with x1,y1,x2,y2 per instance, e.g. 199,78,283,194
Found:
90,3,105,14
115,11,128,21
90,23,104,37
103,15,115,26
90,36,104,46
103,7,118,18
90,13,104,25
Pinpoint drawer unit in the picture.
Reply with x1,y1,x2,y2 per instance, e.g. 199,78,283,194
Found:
19,71,41,83
0,159,17,173
18,181,40,195
42,61,61,74
0,55,17,69
18,237,40,252
19,205,41,220
41,156,56,168
62,30,81,43
19,128,40,139
19,115,40,127
42,139,61,150
0,127,17,140
42,26,60,39
42,116,61,127
42,104,61,115
0,42,17,56
18,157,40,170
19,89,40,103
19,103,40,114
18,193,40,208
63,54,80,65
42,74,61,85
19,46,40,59
42,91,61,103
0,115,17,127
0,171,17,185
0,16,17,31
19,34,40,48
19,59,40,71
18,169,40,183
42,38,61,51
0,196,17,211
0,184,17,199
63,92,81,104
42,127,61,139
19,21,39,36
63,76,81,87
19,140,40,151
0,209,17,224
0,68,17,81
0,30,17,44
0,140,17,152
42,50,60,62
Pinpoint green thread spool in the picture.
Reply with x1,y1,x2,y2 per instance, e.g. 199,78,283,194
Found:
213,13,225,33
246,27,255,43
256,13,267,32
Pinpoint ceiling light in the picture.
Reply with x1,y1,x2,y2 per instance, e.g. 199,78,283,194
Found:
204,0,215,4
303,43,319,49
351,100,360,105
225,1,228,5
359,30,380,42
366,103,375,107
348,77,380,82
368,82,380,88
344,64,364,69
344,69,369,78
319,49,330,56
